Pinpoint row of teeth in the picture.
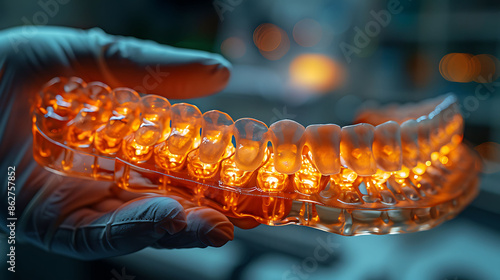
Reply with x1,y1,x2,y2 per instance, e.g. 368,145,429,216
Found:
36,77,463,184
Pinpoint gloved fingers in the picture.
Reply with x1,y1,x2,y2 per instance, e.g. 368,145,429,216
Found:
161,194,259,229
50,196,186,260
153,206,234,249
93,28,231,99
0,26,231,99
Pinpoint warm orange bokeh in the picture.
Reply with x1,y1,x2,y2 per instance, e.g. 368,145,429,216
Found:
440,53,499,83
253,23,290,60
289,54,344,93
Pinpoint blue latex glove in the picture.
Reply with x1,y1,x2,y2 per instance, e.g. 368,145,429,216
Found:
0,26,238,260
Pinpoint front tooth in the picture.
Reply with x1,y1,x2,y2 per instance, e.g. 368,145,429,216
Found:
199,110,234,164
233,118,269,172
135,95,171,146
167,103,202,155
304,124,341,175
373,121,402,172
416,116,432,162
340,123,377,176
400,119,419,168
269,120,305,174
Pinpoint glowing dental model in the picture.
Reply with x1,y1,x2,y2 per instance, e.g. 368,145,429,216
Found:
32,77,480,236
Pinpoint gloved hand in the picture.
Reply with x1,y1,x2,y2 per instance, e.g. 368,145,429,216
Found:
0,26,255,261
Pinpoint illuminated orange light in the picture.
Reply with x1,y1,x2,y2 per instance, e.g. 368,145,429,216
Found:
289,54,345,93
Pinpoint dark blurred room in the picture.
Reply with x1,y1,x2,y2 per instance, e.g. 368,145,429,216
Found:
1,0,500,279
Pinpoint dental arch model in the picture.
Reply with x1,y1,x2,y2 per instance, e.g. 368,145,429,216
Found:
32,77,480,236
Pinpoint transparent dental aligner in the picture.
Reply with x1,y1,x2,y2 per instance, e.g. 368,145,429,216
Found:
32,77,481,236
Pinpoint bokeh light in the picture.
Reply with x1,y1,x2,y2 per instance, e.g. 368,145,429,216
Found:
289,54,344,93
253,23,290,60
293,18,322,47
473,54,500,83
221,37,246,59
439,53,499,83
474,142,500,174
439,53,479,83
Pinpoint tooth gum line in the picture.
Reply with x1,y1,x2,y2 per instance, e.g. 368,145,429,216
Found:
32,77,480,235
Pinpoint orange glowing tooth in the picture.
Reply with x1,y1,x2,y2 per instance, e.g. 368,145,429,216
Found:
137,95,171,143
400,119,419,169
373,121,403,172
269,119,305,174
38,77,87,137
199,110,234,164
167,103,202,156
340,123,377,176
94,87,141,155
233,118,270,172
67,82,113,148
304,124,341,175
123,95,171,162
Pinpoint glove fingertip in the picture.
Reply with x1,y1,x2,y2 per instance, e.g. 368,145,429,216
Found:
204,220,234,247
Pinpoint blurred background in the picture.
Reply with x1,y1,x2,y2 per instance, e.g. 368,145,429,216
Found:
1,0,500,279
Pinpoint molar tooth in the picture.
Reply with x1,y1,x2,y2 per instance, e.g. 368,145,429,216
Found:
134,95,171,146
400,119,419,168
304,124,341,175
373,121,402,172
122,95,171,163
199,110,234,164
233,118,269,172
340,123,377,176
66,82,112,148
94,87,141,155
167,103,202,156
269,119,305,174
